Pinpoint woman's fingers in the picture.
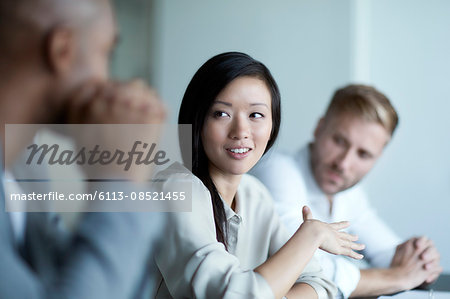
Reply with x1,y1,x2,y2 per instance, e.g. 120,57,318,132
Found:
338,231,358,242
340,240,365,259
333,221,366,257
316,219,365,260
330,221,350,230
339,233,365,259
302,205,313,221
347,249,364,260
351,242,366,251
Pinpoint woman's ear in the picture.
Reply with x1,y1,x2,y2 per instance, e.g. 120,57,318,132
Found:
43,26,76,76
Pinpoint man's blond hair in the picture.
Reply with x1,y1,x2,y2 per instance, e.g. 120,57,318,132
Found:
325,84,399,135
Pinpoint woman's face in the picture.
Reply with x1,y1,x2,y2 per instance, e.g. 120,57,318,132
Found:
201,76,272,177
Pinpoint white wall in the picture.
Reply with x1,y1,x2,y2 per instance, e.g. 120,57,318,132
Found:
359,0,450,271
152,0,352,154
113,0,450,271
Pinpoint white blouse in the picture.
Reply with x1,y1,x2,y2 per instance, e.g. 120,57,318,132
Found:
154,162,336,299
251,146,401,298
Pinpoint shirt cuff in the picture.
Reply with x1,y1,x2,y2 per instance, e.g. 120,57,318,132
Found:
333,258,361,298
306,280,336,299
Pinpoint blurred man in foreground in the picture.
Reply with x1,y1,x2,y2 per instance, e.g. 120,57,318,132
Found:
0,0,166,298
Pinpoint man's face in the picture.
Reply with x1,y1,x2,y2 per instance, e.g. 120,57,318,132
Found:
50,0,116,121
71,1,116,85
310,112,391,195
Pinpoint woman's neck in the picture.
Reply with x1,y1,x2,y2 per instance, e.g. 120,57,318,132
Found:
208,166,242,211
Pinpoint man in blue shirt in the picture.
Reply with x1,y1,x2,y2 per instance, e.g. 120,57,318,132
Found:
0,0,166,298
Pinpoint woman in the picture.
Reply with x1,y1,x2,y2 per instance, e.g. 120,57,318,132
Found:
154,52,364,298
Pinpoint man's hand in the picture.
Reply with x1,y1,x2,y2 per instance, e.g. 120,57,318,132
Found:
390,236,442,289
63,79,167,180
66,79,166,125
413,236,443,284
350,236,442,298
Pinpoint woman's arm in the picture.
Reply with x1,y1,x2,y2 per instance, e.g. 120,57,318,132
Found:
155,167,279,298
287,283,318,299
255,206,365,299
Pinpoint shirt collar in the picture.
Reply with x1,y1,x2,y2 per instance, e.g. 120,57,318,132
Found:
294,144,334,215
294,144,325,198
219,186,243,223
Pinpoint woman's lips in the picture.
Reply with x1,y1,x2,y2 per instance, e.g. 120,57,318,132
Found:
226,147,252,159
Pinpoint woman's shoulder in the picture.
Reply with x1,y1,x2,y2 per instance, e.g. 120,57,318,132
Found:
155,161,192,179
155,162,212,208
240,173,267,189
155,162,203,188
239,174,274,207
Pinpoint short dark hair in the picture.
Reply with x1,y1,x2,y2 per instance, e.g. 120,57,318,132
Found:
178,52,281,248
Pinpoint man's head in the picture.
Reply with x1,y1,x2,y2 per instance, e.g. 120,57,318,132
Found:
0,0,116,123
310,84,399,196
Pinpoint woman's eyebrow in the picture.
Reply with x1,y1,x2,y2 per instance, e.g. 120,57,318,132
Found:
250,103,269,108
213,101,269,108
213,100,232,107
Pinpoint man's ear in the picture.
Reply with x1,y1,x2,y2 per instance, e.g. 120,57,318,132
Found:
314,117,326,139
44,27,76,75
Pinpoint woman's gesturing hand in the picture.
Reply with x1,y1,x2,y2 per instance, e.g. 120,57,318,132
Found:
300,206,365,260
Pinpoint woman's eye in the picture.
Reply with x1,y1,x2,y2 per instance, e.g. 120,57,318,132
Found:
250,112,264,119
213,111,229,118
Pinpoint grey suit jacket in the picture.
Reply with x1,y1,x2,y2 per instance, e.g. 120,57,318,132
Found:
0,162,165,298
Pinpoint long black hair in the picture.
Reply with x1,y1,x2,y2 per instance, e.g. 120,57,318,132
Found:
178,52,281,249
